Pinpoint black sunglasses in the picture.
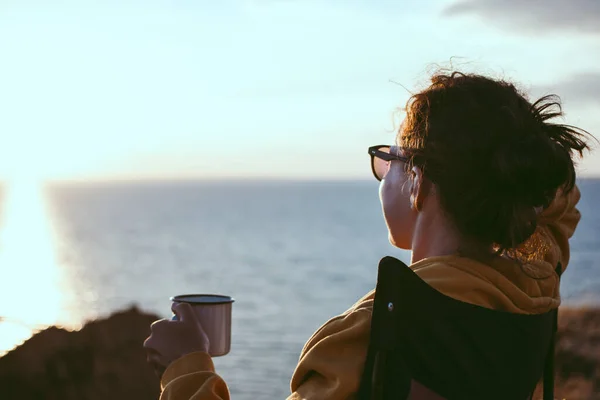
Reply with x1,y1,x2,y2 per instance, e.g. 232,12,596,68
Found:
368,145,411,181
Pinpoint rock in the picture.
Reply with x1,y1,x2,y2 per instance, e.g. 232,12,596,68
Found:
0,306,161,400
0,306,598,399
554,307,600,399
532,307,600,400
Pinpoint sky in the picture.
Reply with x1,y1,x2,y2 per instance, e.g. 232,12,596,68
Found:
0,0,599,181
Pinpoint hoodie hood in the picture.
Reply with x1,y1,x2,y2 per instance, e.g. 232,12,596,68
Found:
411,254,561,314
409,185,582,315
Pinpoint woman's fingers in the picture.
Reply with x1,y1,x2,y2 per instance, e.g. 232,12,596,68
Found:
147,351,167,379
152,362,167,379
171,302,197,323
142,310,211,371
145,344,169,379
144,319,170,351
169,303,210,346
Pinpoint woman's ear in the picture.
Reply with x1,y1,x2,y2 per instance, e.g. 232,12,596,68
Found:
410,166,429,212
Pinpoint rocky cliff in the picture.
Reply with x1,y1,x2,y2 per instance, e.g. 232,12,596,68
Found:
0,306,598,399
546,307,600,399
0,307,161,400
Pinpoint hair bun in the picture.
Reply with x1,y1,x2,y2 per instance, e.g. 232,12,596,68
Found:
488,131,564,209
401,72,593,252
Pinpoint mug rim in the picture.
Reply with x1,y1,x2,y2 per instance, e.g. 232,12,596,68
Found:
170,293,235,305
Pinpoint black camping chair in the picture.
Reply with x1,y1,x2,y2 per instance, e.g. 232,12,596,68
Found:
358,256,560,400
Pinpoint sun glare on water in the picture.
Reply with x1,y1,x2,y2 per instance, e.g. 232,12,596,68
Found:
0,180,73,355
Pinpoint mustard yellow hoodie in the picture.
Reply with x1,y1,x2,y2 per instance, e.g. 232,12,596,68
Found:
158,186,581,400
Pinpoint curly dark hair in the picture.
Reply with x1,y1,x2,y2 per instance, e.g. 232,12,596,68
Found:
400,71,593,251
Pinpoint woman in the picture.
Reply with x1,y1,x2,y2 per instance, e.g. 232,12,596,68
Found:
144,71,592,399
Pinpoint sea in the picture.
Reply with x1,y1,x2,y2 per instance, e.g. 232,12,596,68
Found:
0,179,598,399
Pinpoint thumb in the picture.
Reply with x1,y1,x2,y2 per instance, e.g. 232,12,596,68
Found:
171,302,197,323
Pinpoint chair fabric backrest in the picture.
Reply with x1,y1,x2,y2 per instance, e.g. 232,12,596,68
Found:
358,256,558,400
408,380,447,400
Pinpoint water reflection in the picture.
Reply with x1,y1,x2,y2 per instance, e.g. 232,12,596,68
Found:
0,181,71,355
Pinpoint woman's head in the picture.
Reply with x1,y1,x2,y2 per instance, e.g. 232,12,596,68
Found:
379,71,592,256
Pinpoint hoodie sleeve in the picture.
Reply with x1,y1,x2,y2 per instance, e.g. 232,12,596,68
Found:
537,185,582,274
288,306,372,400
158,297,373,400
159,352,230,400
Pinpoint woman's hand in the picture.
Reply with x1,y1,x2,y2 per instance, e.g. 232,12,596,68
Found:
143,302,211,378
